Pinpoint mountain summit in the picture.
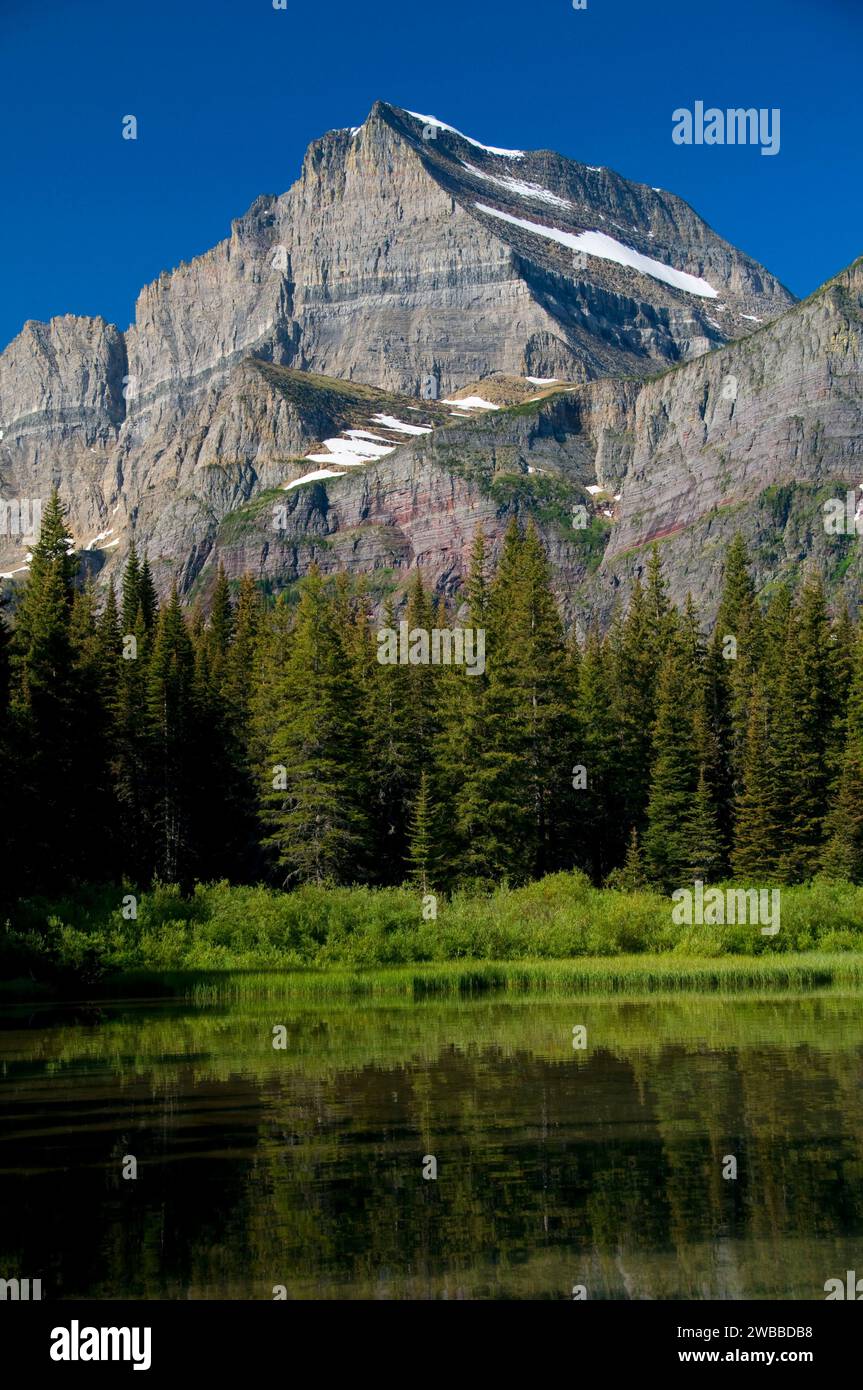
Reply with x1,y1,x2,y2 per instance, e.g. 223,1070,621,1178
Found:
1,101,853,625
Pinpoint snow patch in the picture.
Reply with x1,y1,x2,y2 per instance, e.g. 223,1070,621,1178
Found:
441,396,500,411
284,469,346,489
371,414,433,435
526,376,558,385
85,527,115,551
462,162,571,209
314,437,395,459
474,204,719,299
404,109,524,158
305,451,373,468
740,314,763,323
345,429,393,443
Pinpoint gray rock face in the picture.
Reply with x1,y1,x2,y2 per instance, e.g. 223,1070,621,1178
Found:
0,316,127,572
118,100,793,411
1,98,852,625
589,257,863,621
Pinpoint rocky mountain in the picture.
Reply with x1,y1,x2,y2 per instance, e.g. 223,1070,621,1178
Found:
3,99,858,628
182,255,863,628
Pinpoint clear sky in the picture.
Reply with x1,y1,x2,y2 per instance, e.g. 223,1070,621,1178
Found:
1,0,860,352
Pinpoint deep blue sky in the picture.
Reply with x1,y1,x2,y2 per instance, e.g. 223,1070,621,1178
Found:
1,0,860,352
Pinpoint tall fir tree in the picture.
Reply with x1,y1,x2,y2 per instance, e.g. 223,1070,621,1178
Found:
642,620,702,890
576,626,620,881
255,568,369,885
732,683,782,880
407,770,438,893
363,596,416,880
147,585,199,885
10,490,79,890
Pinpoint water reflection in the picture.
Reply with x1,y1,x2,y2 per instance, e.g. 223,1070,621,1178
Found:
1,992,862,1299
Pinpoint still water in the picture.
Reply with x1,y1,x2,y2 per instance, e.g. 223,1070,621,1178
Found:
2,988,862,1299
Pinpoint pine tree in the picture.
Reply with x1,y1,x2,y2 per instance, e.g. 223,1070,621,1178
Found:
610,560,671,837
403,569,437,770
434,530,493,886
770,576,836,879
644,544,676,668
362,596,416,880
732,683,781,880
680,766,724,882
575,626,620,881
255,568,369,885
208,563,234,669
68,582,120,881
642,624,702,890
113,604,153,885
466,527,488,626
821,620,863,880
120,541,142,636
218,572,263,879
605,825,647,891
223,573,262,716
147,585,198,884
710,533,761,791
138,558,158,632
10,490,79,890
821,753,863,881
407,770,438,892
456,520,572,883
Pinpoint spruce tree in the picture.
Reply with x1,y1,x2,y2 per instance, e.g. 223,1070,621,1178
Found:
147,585,198,884
208,563,234,670
459,520,571,883
771,576,835,879
732,683,781,880
576,626,620,881
821,620,863,880
642,624,702,890
605,825,647,891
407,770,438,892
821,752,863,881
434,529,494,886
363,596,416,881
121,541,142,636
113,604,153,885
10,490,78,890
138,557,158,633
255,568,369,885
610,559,672,838
680,766,724,883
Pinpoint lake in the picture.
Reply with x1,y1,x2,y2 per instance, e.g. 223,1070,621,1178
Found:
2,985,862,1299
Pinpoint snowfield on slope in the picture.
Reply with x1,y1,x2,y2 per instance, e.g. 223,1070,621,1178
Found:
474,204,719,299
462,162,572,209
404,110,524,158
441,396,501,411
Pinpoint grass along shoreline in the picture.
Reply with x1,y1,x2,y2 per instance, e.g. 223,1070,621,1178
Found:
4,954,863,1006
3,871,863,1002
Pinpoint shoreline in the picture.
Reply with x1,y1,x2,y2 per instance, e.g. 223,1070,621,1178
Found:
4,950,863,1006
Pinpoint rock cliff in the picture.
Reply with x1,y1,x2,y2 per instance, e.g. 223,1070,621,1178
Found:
3,100,856,627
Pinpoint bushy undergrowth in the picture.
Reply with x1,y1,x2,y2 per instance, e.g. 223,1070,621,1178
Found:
3,873,863,991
